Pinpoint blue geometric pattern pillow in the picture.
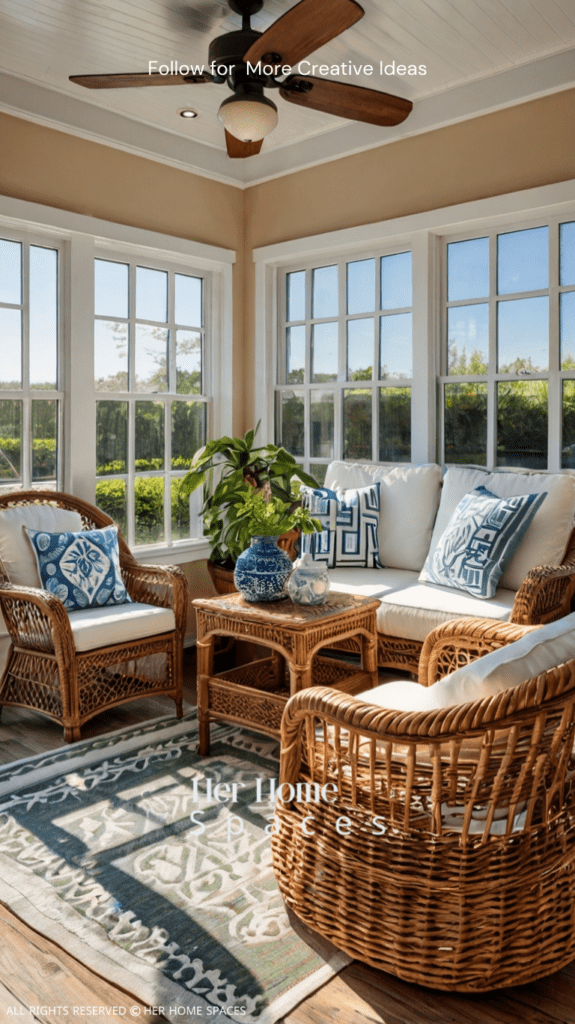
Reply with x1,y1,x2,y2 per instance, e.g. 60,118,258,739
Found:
25,525,131,611
419,485,547,599
300,483,382,568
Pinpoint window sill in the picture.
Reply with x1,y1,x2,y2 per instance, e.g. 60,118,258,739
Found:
132,538,211,565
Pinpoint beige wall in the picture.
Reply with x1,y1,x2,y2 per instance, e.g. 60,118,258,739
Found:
0,112,247,434
243,87,575,428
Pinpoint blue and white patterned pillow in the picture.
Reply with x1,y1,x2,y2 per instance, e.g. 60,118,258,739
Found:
300,484,382,568
419,485,547,599
25,524,131,611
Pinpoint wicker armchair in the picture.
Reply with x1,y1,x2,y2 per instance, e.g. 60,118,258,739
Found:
0,491,189,742
271,616,575,992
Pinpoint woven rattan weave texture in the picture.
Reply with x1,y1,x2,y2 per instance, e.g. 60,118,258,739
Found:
193,591,380,755
271,616,575,991
0,491,189,741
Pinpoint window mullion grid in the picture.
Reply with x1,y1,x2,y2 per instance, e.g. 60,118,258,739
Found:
487,231,498,469
548,218,561,471
20,242,31,487
164,398,171,544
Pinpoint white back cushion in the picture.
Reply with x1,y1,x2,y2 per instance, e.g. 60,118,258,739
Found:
359,612,575,712
0,505,83,588
425,467,575,591
324,461,442,572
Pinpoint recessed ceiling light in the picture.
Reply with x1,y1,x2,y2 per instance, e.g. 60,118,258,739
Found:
178,108,198,118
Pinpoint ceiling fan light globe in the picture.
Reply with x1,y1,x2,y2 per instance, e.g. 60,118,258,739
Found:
218,93,278,141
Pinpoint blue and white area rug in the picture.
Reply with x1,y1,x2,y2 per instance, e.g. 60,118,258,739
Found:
0,712,348,1022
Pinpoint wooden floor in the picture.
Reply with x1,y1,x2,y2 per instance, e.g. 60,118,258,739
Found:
1,650,575,1024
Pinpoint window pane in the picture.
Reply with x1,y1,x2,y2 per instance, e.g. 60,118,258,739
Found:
172,401,206,470
310,390,334,459
312,265,338,319
347,318,373,380
381,252,411,310
311,322,338,382
31,400,57,483
0,308,22,388
497,226,548,295
175,274,202,327
135,400,164,470
176,329,201,394
29,247,58,390
497,380,548,470
380,312,412,378
379,387,411,462
0,239,22,304
95,259,129,318
96,479,127,536
287,270,305,321
286,325,305,383
280,391,304,457
136,267,168,322
561,292,575,369
447,237,489,301
343,388,371,460
309,463,327,485
497,296,548,372
560,222,575,286
96,401,127,475
171,475,190,541
135,324,168,392
347,258,375,315
562,380,575,468
0,399,22,483
447,304,488,374
135,477,164,544
94,321,128,391
444,383,487,466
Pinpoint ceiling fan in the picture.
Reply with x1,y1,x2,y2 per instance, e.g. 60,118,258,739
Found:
69,0,413,159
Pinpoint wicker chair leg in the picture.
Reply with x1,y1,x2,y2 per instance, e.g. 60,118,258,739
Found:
64,725,81,743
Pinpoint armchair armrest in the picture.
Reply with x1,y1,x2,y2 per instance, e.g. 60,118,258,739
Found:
417,616,540,687
120,562,189,633
0,583,73,655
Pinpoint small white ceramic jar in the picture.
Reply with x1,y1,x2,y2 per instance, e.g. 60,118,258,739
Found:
288,553,330,605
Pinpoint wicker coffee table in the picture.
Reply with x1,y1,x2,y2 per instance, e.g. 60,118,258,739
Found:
193,591,379,755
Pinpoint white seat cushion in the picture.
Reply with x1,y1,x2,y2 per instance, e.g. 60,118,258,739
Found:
331,566,515,642
328,566,414,599
68,602,175,652
324,461,441,572
0,505,82,587
425,466,575,591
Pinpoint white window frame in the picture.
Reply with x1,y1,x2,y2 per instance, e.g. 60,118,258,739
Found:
0,226,64,489
254,179,575,472
276,249,414,474
0,195,235,563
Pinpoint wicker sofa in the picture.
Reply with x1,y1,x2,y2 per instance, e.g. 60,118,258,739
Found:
271,613,575,992
0,490,189,741
320,461,575,673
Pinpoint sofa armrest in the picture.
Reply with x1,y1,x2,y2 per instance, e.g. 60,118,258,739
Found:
510,562,575,626
0,583,73,655
417,616,540,687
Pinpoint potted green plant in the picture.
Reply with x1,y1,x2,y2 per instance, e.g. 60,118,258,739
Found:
231,489,321,602
179,424,319,591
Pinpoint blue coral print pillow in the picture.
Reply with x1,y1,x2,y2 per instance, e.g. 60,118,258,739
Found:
25,524,131,611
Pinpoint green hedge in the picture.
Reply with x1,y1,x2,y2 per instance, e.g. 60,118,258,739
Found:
96,476,190,543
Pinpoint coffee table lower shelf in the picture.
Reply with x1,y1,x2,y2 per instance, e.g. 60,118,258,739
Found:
199,654,373,741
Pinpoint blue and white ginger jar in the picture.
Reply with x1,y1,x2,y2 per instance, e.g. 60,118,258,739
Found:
233,535,293,602
287,552,330,606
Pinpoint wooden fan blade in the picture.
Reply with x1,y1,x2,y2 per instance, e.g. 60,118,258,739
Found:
280,76,412,126
69,71,210,89
225,130,263,158
243,0,364,74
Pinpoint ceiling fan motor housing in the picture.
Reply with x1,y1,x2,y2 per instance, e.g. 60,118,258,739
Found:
208,29,262,75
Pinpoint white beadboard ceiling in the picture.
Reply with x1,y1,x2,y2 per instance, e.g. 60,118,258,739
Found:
1,0,574,187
